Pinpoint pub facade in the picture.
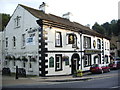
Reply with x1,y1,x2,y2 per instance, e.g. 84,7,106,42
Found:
3,3,110,76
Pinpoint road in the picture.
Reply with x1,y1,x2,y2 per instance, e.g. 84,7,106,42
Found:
2,69,120,89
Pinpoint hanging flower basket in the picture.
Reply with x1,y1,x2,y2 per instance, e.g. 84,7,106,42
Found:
5,55,12,60
30,57,36,62
22,56,28,62
62,56,69,61
16,56,21,61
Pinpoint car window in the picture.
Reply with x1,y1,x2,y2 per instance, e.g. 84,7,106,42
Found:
92,64,99,67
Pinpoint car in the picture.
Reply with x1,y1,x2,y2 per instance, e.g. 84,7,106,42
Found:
90,64,110,74
109,61,120,69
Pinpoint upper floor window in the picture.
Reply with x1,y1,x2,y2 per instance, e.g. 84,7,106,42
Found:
97,39,101,49
84,36,91,49
21,34,25,48
14,16,21,28
55,32,62,47
5,37,8,48
13,36,16,48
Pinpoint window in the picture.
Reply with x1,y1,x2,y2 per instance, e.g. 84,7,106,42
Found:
55,54,62,71
84,36,91,49
13,61,16,66
5,37,8,48
13,36,16,48
55,32,62,47
84,55,91,67
65,60,69,65
22,34,25,47
23,61,26,67
97,39,101,49
49,57,54,68
14,16,21,28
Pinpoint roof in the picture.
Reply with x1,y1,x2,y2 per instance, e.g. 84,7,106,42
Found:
19,4,110,40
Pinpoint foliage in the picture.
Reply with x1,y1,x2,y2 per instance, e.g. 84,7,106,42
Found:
0,13,11,31
92,22,105,35
92,19,119,36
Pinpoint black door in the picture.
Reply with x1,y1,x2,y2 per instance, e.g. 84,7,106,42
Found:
71,53,80,74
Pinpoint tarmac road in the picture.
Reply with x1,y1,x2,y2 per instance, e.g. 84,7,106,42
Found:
2,69,120,89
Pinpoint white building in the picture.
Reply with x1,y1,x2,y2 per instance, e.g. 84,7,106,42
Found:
3,3,110,76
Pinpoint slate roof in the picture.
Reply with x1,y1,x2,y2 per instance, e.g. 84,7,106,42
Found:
19,4,110,40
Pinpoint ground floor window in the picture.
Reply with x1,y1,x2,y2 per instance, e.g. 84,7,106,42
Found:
49,56,54,68
94,54,101,64
84,55,91,67
55,54,62,71
104,55,109,63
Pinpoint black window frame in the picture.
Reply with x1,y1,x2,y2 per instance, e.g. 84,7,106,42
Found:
55,54,62,71
84,36,91,49
55,32,62,47
97,39,101,49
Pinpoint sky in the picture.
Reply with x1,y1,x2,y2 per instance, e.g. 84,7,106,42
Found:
0,0,119,27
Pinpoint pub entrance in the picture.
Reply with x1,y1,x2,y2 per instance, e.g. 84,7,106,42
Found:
71,53,80,74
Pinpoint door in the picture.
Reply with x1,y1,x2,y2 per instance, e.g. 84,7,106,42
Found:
71,53,80,74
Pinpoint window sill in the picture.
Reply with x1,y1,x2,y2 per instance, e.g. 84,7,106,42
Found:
55,69,63,71
21,46,25,49
28,68,33,72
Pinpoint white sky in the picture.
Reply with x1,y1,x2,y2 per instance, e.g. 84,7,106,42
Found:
0,0,119,27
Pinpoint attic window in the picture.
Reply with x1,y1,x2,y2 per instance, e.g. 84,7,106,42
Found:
14,16,21,28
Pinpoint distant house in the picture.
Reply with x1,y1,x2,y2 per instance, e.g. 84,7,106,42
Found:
3,3,110,76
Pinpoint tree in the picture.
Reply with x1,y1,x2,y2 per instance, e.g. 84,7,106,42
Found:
92,22,106,35
0,13,11,31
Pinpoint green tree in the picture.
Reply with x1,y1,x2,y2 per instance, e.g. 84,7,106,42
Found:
0,13,11,31
92,22,106,35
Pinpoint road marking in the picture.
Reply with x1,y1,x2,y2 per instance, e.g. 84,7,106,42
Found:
111,86,120,88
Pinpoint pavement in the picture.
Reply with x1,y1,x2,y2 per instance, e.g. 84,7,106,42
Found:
2,71,118,87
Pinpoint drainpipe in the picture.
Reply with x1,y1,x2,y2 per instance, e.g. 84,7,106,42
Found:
79,31,82,70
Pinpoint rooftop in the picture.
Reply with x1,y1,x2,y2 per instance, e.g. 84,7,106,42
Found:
19,4,110,40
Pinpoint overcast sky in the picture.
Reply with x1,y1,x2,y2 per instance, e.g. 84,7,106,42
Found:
0,0,119,27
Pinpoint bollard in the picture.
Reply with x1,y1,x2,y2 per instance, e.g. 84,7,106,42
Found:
15,66,19,79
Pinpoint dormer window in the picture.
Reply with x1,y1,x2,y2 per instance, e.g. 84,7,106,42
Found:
14,16,21,28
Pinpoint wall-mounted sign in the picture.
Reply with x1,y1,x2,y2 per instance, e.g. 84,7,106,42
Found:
26,37,35,45
84,50,101,54
68,34,74,44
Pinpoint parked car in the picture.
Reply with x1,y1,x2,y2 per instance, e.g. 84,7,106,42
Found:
90,64,110,74
109,61,120,69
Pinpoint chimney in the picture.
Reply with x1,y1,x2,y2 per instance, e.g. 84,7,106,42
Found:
39,2,48,13
62,12,71,20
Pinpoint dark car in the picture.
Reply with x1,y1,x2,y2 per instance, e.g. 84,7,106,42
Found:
90,64,110,74
109,61,120,69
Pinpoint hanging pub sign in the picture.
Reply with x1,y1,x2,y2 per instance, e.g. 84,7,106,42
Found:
84,50,101,54
68,34,74,44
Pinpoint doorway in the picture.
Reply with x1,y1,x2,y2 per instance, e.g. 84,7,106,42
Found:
71,53,80,74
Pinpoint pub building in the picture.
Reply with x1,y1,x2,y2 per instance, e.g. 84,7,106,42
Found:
3,3,110,76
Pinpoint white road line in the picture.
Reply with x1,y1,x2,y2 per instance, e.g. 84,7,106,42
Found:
111,86,120,88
